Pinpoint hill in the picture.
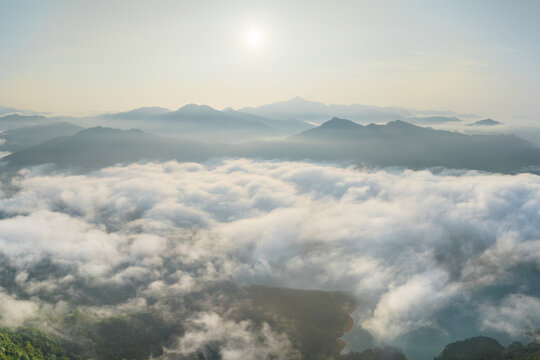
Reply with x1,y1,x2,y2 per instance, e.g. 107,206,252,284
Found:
0,328,72,360
468,119,502,126
0,122,83,152
341,347,408,360
97,104,313,141
4,120,540,174
284,119,540,173
435,336,540,360
156,103,275,133
3,126,213,169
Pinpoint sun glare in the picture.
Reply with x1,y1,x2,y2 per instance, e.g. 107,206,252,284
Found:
246,29,263,49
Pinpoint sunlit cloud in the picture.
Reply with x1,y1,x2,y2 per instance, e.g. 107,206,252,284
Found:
0,159,538,350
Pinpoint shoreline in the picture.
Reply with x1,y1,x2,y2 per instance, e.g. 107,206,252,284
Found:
338,313,355,349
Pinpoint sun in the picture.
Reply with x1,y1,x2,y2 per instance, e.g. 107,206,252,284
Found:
245,29,263,49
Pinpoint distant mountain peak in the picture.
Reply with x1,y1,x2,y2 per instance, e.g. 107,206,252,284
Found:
176,103,217,112
320,117,362,129
103,106,170,119
77,125,117,134
132,106,170,112
294,118,431,141
468,118,502,126
386,119,417,128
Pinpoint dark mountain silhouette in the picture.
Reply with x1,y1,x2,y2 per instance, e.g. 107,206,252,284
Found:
435,336,504,360
468,118,502,126
269,119,540,173
0,122,83,152
3,126,214,169
341,347,408,360
294,119,452,140
319,117,362,130
434,336,540,360
4,120,540,174
291,117,369,141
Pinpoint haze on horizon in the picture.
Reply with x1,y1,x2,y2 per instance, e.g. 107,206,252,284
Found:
1,0,539,120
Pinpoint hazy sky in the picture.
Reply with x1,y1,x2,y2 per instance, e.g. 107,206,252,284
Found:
1,0,539,119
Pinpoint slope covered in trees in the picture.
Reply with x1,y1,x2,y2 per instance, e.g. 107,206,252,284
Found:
434,336,540,360
0,328,72,360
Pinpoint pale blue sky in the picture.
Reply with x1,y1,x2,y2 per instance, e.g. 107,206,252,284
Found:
0,0,538,119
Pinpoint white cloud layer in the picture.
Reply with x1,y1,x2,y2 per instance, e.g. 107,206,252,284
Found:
480,294,540,337
160,312,297,360
0,291,39,327
0,159,538,343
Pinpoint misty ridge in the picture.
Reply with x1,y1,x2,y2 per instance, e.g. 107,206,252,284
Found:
0,98,537,174
0,98,539,360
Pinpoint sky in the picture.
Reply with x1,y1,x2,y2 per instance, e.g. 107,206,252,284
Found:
0,0,539,119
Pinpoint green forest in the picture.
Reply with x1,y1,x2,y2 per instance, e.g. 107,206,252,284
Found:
1,323,538,360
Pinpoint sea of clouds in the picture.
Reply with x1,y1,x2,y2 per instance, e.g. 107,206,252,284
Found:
0,159,538,358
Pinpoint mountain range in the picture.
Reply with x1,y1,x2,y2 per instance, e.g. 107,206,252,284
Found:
0,98,484,139
2,126,216,169
239,97,479,124
3,117,539,174
0,121,83,152
239,97,409,123
95,103,314,140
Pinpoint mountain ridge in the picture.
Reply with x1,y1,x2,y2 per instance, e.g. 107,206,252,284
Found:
4,120,540,174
